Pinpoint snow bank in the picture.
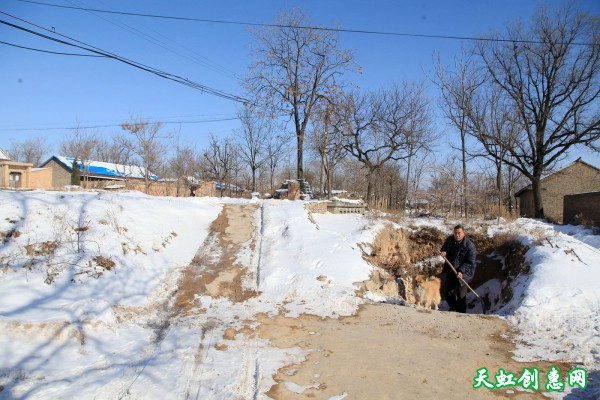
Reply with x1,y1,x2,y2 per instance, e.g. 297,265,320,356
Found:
1,191,599,398
0,190,222,322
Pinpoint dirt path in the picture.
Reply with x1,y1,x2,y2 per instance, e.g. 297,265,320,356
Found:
174,203,260,312
173,203,568,399
259,304,571,399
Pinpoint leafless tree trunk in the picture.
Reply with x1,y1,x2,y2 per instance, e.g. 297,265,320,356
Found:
335,83,433,206
120,118,170,194
430,157,462,217
245,8,355,180
264,134,287,192
463,85,520,221
432,48,484,219
308,103,346,198
201,135,236,197
169,136,200,197
474,3,600,218
60,126,98,185
235,106,272,193
406,153,431,216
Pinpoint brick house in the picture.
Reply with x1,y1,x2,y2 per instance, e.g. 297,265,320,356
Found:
515,158,600,223
39,155,161,192
0,148,52,189
38,155,241,197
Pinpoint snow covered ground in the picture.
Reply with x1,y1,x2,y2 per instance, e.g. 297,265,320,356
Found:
0,190,598,399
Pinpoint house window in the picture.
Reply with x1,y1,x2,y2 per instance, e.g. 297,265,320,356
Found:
9,172,22,188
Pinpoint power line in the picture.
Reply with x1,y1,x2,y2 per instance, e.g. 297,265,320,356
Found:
13,0,599,46
0,117,242,132
64,0,239,79
0,39,105,56
0,12,248,103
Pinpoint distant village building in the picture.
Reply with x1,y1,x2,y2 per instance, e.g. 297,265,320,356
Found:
2,151,246,198
40,155,159,189
0,148,51,190
515,158,600,224
193,181,245,197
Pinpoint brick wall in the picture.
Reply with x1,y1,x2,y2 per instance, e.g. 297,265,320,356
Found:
543,162,600,223
518,161,600,223
564,192,600,227
30,168,53,189
44,159,72,188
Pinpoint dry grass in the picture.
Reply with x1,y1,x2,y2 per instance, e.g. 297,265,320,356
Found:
93,256,115,271
25,241,59,257
1,228,21,244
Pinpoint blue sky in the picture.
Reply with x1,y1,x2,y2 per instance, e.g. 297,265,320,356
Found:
1,0,598,168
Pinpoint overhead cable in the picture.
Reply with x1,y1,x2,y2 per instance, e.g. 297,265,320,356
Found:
0,12,248,103
0,39,105,56
13,0,599,46
64,0,239,79
0,117,242,132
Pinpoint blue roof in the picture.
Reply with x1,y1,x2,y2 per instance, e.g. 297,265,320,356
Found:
54,156,159,180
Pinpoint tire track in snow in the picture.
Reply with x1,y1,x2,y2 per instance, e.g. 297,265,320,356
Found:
92,227,220,400
98,203,264,399
182,203,262,399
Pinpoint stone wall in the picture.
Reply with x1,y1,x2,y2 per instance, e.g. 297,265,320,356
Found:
304,200,366,215
287,181,301,200
327,200,366,214
304,202,328,214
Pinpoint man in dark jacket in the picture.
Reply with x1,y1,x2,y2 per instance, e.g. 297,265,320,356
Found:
440,224,476,313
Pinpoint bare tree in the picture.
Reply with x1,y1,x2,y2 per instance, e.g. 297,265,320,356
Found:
308,103,346,198
401,85,436,211
475,3,600,218
375,161,405,210
432,48,484,219
169,137,200,196
94,136,134,165
234,106,271,192
464,85,520,220
120,118,171,194
264,133,288,192
8,136,48,166
334,90,380,202
246,8,355,180
336,83,433,204
201,134,237,197
60,126,98,183
429,155,463,217
406,152,433,216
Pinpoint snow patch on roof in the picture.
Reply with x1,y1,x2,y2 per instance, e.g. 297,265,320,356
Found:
0,148,12,161
55,156,159,180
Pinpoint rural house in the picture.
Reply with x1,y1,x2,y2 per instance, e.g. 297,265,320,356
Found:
515,158,600,224
39,156,219,197
0,148,52,190
40,155,161,192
